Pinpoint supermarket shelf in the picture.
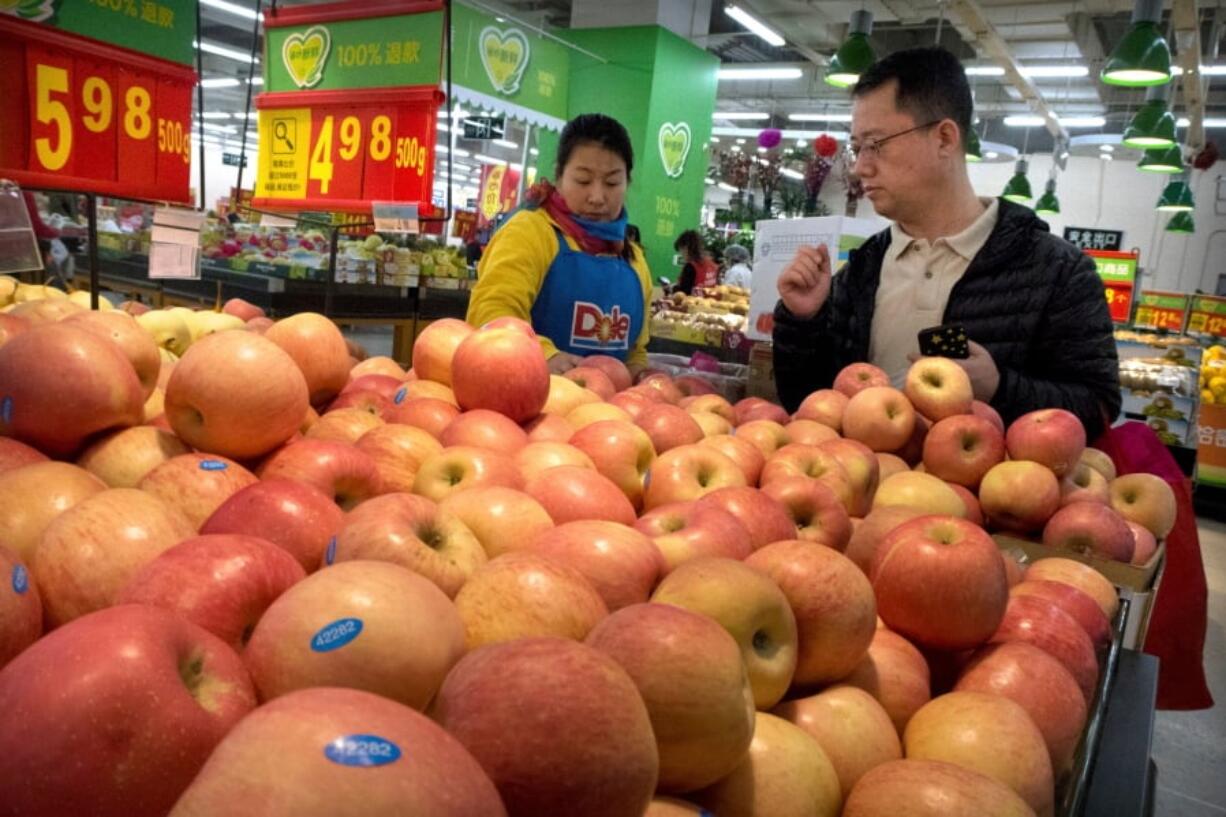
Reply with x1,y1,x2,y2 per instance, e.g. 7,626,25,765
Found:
1081,648,1159,817
647,336,750,364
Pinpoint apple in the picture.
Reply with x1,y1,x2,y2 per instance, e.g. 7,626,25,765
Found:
394,379,459,406
348,355,407,381
564,366,616,400
609,388,654,420
733,419,790,458
843,759,1037,817
904,691,1054,816
990,594,1099,702
762,443,856,513
183,311,245,343
9,297,83,323
687,393,737,423
0,604,256,817
168,686,505,817
525,464,638,525
451,327,550,422
643,444,747,510
166,330,309,460
587,603,754,793
921,415,1005,489
740,401,792,425
200,479,343,572
748,541,876,685
260,439,383,509
692,712,842,817
698,433,765,485
841,627,932,735
1005,408,1086,477
411,445,522,502
0,436,46,473
439,486,555,558
330,492,486,598
325,387,392,417
795,389,849,432
0,312,30,352
441,409,529,454
413,319,475,386
136,309,191,357
843,387,917,453
77,426,191,488
695,485,797,550
480,315,536,336
970,400,1006,433
431,637,658,817
674,375,719,398
64,310,160,398
652,557,798,709
567,401,633,430
1128,520,1159,565
514,441,595,481
871,516,1008,651
903,357,974,422
733,397,772,425
1041,501,1135,562
139,453,259,530
355,423,443,494
117,534,305,650
1010,580,1111,647
0,545,41,668
304,407,385,445
845,506,926,574
1109,472,1177,538
689,411,731,437
454,552,608,648
635,403,704,453
645,797,711,815
265,313,353,406
383,396,459,439
0,461,107,562
530,521,663,611
872,471,967,518
634,501,754,572
582,354,633,392
979,461,1062,532
222,297,265,322
244,316,273,334
761,476,853,550
244,560,464,710
524,411,576,442
1060,461,1111,506
0,324,144,456
775,686,902,800
638,374,685,405
785,418,840,447
1079,447,1117,482
1025,557,1119,619
142,386,166,423
563,419,654,507
834,362,890,397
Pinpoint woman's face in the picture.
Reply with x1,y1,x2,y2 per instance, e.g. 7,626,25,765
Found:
557,142,627,222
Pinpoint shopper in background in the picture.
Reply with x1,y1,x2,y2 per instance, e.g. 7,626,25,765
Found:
467,113,652,375
673,229,719,295
722,244,753,290
772,46,1120,438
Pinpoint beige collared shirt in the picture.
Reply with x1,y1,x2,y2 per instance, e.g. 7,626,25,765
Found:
869,197,1000,386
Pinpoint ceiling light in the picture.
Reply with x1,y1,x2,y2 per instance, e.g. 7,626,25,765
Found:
965,129,982,162
705,178,716,186
1002,158,1033,204
1123,87,1177,148
964,65,1006,76
730,145,741,152
715,112,770,120
200,0,258,21
1003,115,1105,127
825,10,875,88
1019,65,1090,78
201,123,236,134
984,151,999,159
194,40,257,63
1166,211,1195,233
1100,144,1115,152
780,168,804,179
717,182,738,192
1137,145,1184,173
1100,153,1114,161
248,77,263,86
718,66,803,80
736,138,746,144
453,148,471,158
530,147,539,155
788,113,852,122
493,139,519,149
725,5,785,47
1156,178,1194,211
1034,179,1060,215
474,153,507,166
756,146,766,153
1102,0,1171,87
200,77,241,89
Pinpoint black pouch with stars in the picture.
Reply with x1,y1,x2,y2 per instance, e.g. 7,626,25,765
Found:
918,324,970,359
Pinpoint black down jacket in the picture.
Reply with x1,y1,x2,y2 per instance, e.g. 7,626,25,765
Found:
772,198,1121,440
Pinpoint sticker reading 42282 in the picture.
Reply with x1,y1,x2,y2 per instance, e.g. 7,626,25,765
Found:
11,564,28,595
311,617,363,653
324,734,402,767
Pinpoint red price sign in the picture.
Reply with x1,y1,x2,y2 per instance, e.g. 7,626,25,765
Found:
0,15,194,203
1102,280,1134,324
252,87,441,214
1188,295,1226,338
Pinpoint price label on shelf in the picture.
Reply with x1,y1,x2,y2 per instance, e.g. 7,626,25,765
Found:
1189,295,1226,339
0,15,195,203
1133,290,1189,332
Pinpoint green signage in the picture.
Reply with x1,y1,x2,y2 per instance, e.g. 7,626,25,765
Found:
1192,296,1226,317
1091,254,1137,282
4,0,196,65
451,2,570,123
264,12,443,92
1137,292,1189,310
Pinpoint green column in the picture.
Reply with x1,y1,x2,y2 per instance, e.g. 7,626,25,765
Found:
552,26,718,283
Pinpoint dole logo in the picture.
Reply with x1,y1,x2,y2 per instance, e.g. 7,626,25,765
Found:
571,302,630,350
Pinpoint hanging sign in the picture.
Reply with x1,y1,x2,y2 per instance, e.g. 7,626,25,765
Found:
2,0,196,66
1188,295,1226,339
1133,290,1189,332
476,163,521,229
0,14,195,203
1086,249,1138,325
1063,226,1124,252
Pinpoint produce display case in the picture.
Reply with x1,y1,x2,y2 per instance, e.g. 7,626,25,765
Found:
1114,330,1201,449
649,285,752,364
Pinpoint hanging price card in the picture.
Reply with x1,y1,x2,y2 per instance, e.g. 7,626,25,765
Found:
1086,249,1138,325
1133,290,1190,332
1188,295,1226,339
0,15,195,203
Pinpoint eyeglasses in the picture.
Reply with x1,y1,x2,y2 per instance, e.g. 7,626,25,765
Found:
846,120,942,163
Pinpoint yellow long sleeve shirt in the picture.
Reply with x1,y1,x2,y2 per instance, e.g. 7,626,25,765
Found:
466,208,653,367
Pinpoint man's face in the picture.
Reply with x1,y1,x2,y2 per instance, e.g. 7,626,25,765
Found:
850,80,944,221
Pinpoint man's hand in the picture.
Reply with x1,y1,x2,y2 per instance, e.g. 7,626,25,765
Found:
776,244,832,320
957,341,1000,402
547,351,583,374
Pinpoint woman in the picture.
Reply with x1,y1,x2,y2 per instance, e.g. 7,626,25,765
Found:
673,229,718,295
466,114,651,375
722,244,752,290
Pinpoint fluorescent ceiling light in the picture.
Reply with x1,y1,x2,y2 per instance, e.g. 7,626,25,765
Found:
780,168,804,179
964,66,1005,76
248,77,263,86
437,123,450,132
202,123,236,133
730,145,741,152
717,182,738,192
510,162,523,171
788,113,852,122
725,5,785,47
493,139,519,149
714,126,846,140
1201,65,1226,75
756,146,766,152
437,144,449,154
1020,65,1089,78
200,0,259,21
201,111,232,119
529,147,539,155
984,151,999,159
453,148,471,157
200,77,241,89
717,66,803,80
474,153,507,165
1100,153,1114,161
1177,117,1226,127
736,138,746,144
1101,144,1115,152
1003,115,1105,127
710,137,720,142
715,112,770,120
194,40,257,63
705,178,715,185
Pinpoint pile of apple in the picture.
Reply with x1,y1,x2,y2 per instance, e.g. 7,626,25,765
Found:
0,302,1179,817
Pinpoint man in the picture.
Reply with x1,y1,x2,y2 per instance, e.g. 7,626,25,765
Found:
772,47,1120,439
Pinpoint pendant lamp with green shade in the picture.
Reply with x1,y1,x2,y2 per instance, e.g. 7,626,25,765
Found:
1166,211,1195,233
825,11,875,88
1035,178,1060,215
1123,85,1178,149
1156,176,1195,212
1137,144,1184,173
1002,158,1033,204
1101,0,1172,87
965,128,983,162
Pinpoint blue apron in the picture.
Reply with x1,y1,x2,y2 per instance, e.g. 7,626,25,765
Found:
530,228,645,362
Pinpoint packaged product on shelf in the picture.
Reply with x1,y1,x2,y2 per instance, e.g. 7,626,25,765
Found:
651,284,749,346
1115,330,1201,446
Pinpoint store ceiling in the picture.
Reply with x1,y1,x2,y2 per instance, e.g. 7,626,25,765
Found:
194,0,1226,161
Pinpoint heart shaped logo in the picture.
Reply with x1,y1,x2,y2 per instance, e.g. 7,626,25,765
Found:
479,25,530,95
658,122,692,179
282,25,331,89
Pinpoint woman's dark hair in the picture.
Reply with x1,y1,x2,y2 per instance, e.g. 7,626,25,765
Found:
555,114,635,182
626,223,642,244
674,229,705,260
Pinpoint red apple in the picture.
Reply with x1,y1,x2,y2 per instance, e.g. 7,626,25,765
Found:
525,464,637,526
673,375,719,397
330,492,486,598
304,407,384,445
200,479,343,572
1109,472,1177,538
355,423,443,494
1026,557,1120,619
480,315,536,336
818,438,881,517
636,403,705,453
971,400,1005,433
922,414,1005,489
340,373,403,401
1059,461,1110,506
1010,580,1111,647
221,297,265,322
259,439,382,510
1042,501,1135,562
451,327,550,422
1005,408,1086,477
949,483,984,525
166,330,309,460
845,506,927,574
0,436,46,473
871,516,1008,651
582,354,633,392
8,297,83,323
0,324,144,456
643,444,746,509
77,425,191,488
843,387,917,452
760,475,853,550
524,411,577,442
748,540,877,685
325,388,392,417
733,418,790,458
784,418,839,447
696,485,797,550
990,594,1100,702
0,461,106,562
843,758,1038,817
117,534,305,650
513,441,594,483
394,378,458,406
733,396,771,426
139,453,260,530
64,310,161,398
834,362,890,397
411,445,522,502
383,396,459,438
439,408,529,454
1080,447,1117,481
795,389,849,432
0,544,41,669
698,433,765,485
609,388,654,420
638,374,685,405
762,443,856,513
841,627,932,735
567,400,634,430
979,460,1062,532
634,501,754,573
872,471,967,518
1127,520,1159,565
687,393,737,423
0,604,256,817
265,313,352,406
412,321,474,386
439,486,555,558
349,356,408,382
0,312,30,351
530,520,663,610
740,401,791,425
904,357,974,421
564,366,617,400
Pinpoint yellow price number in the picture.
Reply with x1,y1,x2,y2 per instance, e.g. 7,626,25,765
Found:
157,118,192,165
394,135,428,176
308,114,413,194
1104,287,1116,304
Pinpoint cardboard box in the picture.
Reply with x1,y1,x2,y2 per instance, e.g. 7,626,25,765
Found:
747,341,778,401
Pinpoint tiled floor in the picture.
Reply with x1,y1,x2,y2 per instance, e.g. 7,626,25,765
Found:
1153,518,1226,816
